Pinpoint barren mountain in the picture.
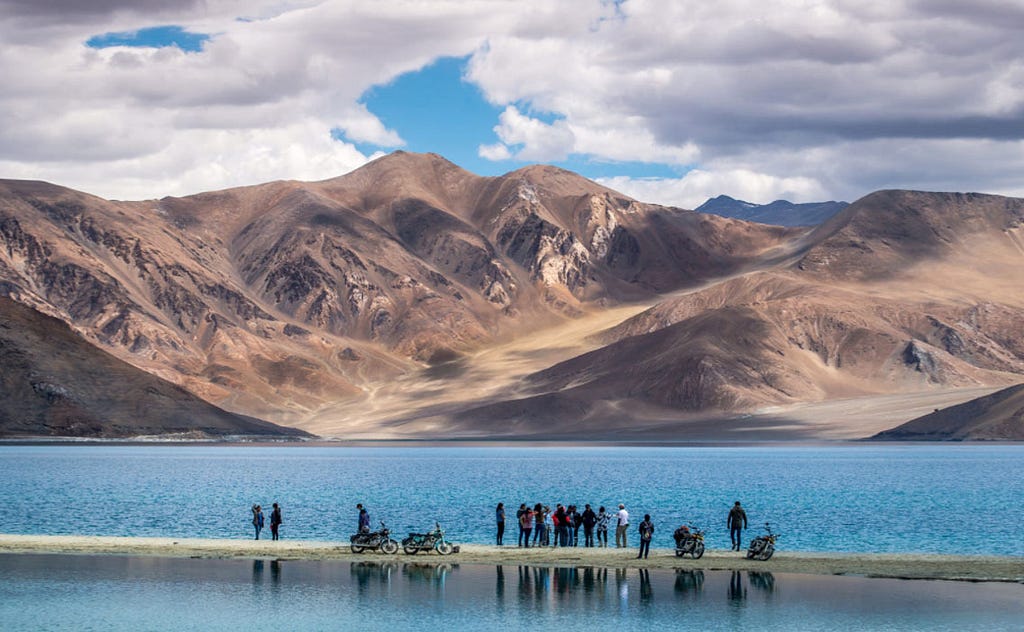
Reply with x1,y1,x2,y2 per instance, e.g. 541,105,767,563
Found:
0,152,796,433
0,297,306,439
1,155,1022,439
871,383,1024,441
395,190,1024,439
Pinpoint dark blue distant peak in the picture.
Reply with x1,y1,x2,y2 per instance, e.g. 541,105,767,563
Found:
696,195,848,227
86,25,211,52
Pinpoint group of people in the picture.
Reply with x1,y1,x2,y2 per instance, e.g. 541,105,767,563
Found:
497,500,751,558
496,502,649,554
250,503,283,540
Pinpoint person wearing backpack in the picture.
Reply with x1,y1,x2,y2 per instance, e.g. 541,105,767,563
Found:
637,514,654,559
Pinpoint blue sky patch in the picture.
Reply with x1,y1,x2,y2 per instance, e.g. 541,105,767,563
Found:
343,55,682,181
86,26,211,52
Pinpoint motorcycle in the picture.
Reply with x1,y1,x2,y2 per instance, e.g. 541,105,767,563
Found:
746,522,778,561
673,526,705,559
402,522,457,555
350,520,399,554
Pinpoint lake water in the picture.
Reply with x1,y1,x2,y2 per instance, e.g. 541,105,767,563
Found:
1,554,1022,631
1,444,1023,555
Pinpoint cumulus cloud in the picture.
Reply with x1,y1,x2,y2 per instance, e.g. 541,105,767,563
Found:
1,0,1023,203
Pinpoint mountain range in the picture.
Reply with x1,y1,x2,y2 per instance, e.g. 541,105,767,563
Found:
696,195,848,226
0,151,1021,440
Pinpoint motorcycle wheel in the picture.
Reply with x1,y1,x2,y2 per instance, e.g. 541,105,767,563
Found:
436,541,454,555
691,542,705,559
759,542,775,561
382,539,399,555
351,545,365,554
745,545,757,559
403,544,419,554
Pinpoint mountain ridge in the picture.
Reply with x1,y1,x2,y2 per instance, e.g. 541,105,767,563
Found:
1,154,1022,440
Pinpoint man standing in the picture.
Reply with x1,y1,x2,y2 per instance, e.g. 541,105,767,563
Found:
727,501,748,551
270,503,282,541
637,514,654,559
581,504,597,547
615,503,630,548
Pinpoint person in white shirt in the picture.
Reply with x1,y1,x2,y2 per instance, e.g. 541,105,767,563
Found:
615,504,630,548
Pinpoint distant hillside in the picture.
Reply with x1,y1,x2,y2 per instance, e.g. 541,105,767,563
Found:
871,384,1024,441
697,195,847,226
0,297,310,439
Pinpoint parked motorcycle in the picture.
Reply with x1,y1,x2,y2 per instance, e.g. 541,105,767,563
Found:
746,522,778,561
673,526,705,559
402,522,456,555
350,520,399,554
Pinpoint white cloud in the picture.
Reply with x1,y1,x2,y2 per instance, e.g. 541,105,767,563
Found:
599,169,829,210
1,0,1024,203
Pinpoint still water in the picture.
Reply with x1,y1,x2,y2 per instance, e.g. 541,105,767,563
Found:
0,444,1022,555
1,554,1021,631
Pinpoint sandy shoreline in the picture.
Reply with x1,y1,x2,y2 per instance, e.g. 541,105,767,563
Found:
1,534,1020,582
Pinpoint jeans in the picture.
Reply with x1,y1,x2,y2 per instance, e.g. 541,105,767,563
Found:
271,524,279,541
730,527,743,551
584,526,594,547
638,538,651,559
534,523,546,546
521,528,532,547
254,524,261,540
597,528,608,547
497,521,504,545
518,525,526,547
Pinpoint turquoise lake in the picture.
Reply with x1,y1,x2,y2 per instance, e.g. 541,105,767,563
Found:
1,444,1022,555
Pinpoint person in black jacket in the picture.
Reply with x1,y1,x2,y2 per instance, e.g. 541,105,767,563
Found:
727,501,748,551
637,514,654,559
581,504,597,547
270,503,282,541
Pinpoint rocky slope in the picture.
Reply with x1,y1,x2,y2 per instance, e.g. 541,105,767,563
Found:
0,152,795,430
0,297,307,438
871,383,1024,440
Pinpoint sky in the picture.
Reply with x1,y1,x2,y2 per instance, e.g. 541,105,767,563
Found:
1,0,1023,209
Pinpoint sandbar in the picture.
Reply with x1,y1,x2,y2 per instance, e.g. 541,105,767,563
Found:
1,534,1020,582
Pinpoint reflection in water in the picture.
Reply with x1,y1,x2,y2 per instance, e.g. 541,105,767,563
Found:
403,562,454,588
749,571,775,595
728,570,746,603
5,554,1021,631
638,569,652,603
674,569,704,597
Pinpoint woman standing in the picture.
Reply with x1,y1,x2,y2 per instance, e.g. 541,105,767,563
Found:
518,505,534,548
595,506,611,547
496,503,506,545
251,504,264,540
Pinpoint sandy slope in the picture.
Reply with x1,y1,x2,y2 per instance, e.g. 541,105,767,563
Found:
1,534,1020,582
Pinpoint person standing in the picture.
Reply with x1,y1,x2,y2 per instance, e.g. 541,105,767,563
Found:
269,503,282,541
496,503,506,545
728,501,748,551
596,506,611,547
357,503,370,533
615,504,630,548
582,504,597,547
533,503,545,547
516,503,528,547
553,505,569,547
519,505,534,548
637,514,654,559
251,504,264,540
